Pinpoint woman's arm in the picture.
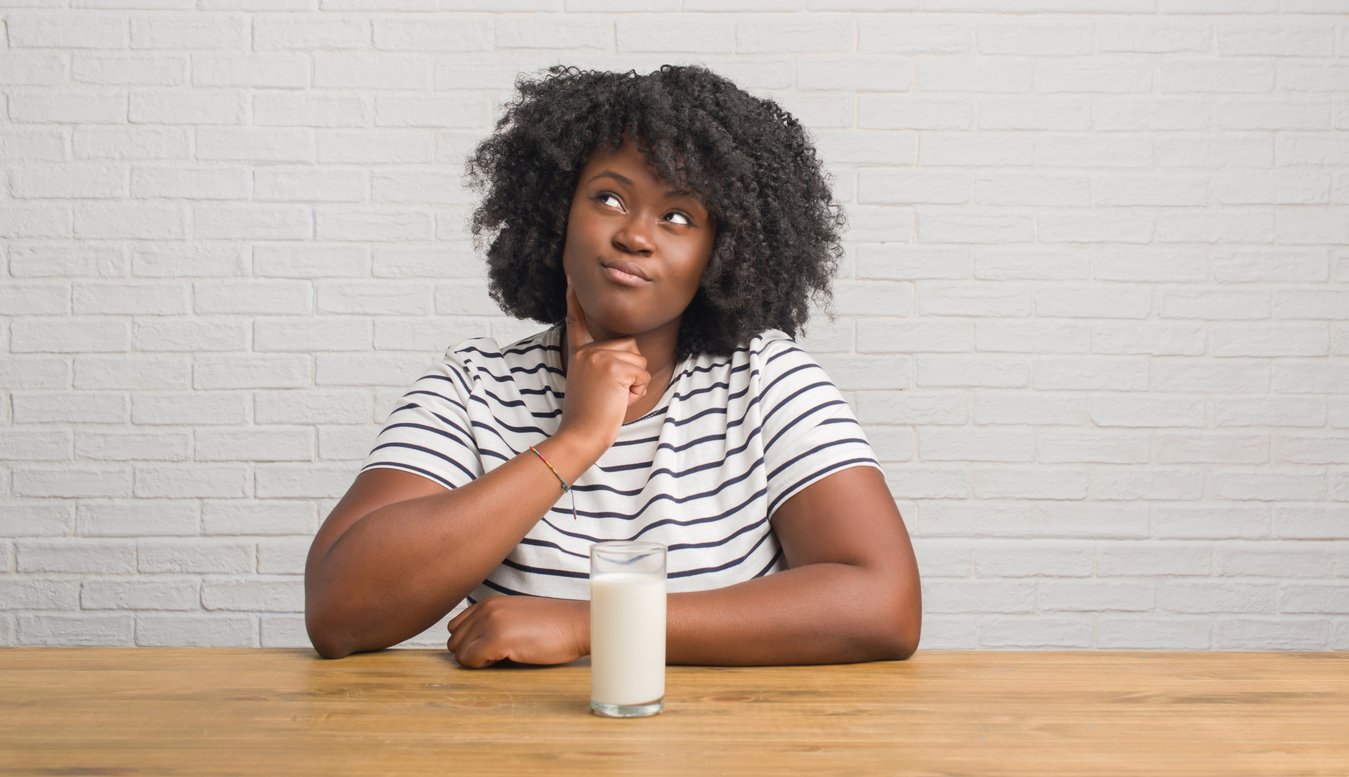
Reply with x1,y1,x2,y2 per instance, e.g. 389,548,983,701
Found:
303,430,599,660
306,289,652,659
667,464,920,664
446,463,920,667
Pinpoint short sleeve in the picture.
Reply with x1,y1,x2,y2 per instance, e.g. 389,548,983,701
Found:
756,336,882,516
361,348,484,491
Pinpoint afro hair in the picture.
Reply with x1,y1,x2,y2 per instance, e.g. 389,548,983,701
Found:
466,64,845,360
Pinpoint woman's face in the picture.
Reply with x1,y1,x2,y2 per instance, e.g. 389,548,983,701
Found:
561,140,715,344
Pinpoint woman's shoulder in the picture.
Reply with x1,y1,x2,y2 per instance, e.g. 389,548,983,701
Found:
439,325,563,380
743,329,819,372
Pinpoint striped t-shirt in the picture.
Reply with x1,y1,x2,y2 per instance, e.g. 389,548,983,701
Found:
362,324,881,607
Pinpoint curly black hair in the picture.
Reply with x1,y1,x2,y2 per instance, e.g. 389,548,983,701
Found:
466,64,845,360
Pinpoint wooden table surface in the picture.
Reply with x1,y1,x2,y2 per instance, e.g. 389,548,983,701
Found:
1,648,1346,776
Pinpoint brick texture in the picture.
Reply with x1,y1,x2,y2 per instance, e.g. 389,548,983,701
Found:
2,4,1346,651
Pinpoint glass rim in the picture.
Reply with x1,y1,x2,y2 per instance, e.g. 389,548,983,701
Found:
590,540,666,557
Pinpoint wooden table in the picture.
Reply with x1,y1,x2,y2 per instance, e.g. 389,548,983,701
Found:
1,649,1346,776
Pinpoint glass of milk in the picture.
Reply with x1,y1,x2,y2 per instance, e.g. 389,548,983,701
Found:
589,541,667,718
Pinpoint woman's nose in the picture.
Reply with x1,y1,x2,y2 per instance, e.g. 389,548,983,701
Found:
612,216,654,255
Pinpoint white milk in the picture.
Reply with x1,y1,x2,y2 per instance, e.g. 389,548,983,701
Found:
590,572,667,708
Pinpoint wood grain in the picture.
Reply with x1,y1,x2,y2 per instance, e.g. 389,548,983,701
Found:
1,649,1345,776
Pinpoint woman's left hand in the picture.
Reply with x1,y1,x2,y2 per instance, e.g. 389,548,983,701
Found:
446,595,589,668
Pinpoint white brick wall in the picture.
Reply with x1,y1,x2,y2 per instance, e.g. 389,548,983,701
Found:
2,2,1346,652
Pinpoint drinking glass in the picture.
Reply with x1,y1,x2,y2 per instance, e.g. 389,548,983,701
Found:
589,541,667,718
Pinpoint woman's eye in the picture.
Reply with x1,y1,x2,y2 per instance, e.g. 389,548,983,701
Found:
666,211,692,226
597,192,622,209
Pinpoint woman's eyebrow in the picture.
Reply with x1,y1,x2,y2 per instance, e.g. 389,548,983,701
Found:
587,171,632,187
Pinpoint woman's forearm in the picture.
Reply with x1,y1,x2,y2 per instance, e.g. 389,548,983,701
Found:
305,433,600,659
664,561,920,666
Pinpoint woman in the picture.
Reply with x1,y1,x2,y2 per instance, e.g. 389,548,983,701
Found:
305,65,921,665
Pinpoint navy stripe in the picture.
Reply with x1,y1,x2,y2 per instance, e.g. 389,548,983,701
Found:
479,578,525,596
579,429,762,494
367,441,477,482
539,485,770,542
766,438,872,484
764,398,849,450
753,548,784,577
361,461,458,490
381,421,473,452
670,529,774,579
501,557,590,580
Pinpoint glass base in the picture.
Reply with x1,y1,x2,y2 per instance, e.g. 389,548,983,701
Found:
590,698,663,718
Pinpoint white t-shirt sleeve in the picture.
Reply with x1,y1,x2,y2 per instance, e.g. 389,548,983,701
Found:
361,346,484,491
756,335,882,516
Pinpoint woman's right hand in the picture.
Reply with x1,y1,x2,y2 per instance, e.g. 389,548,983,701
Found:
557,282,649,456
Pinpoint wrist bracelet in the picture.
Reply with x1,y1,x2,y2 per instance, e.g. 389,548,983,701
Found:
529,445,577,520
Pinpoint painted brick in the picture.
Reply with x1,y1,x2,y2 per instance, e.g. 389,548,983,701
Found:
75,430,193,462
135,464,250,498
1039,581,1154,612
1038,431,1150,464
74,204,185,240
82,579,199,611
1098,618,1211,650
132,167,251,200
314,53,432,90
0,128,67,162
253,93,370,127
315,209,433,242
1154,507,1269,540
131,393,249,426
616,18,734,53
202,578,303,612
202,500,317,536
11,164,126,199
130,14,248,49
194,281,312,315
195,129,315,163
0,428,71,462
135,615,256,647
194,206,311,240
74,127,192,159
77,500,200,537
18,539,137,574
973,393,1089,426
192,55,309,88
372,17,493,50
0,205,75,239
17,614,134,647
255,389,374,425
133,318,249,352
917,355,1029,388
1089,467,1207,501
0,358,71,391
138,540,254,574
253,245,369,278
254,317,372,352
14,393,129,424
194,354,311,390
8,12,129,49
253,16,369,50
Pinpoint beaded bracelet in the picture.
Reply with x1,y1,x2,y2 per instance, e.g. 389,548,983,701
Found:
529,445,577,519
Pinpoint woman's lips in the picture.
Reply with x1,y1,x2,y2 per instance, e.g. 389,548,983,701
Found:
600,261,651,287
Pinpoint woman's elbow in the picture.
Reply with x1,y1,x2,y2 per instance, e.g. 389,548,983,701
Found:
872,579,922,661
305,592,359,659
306,613,354,660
